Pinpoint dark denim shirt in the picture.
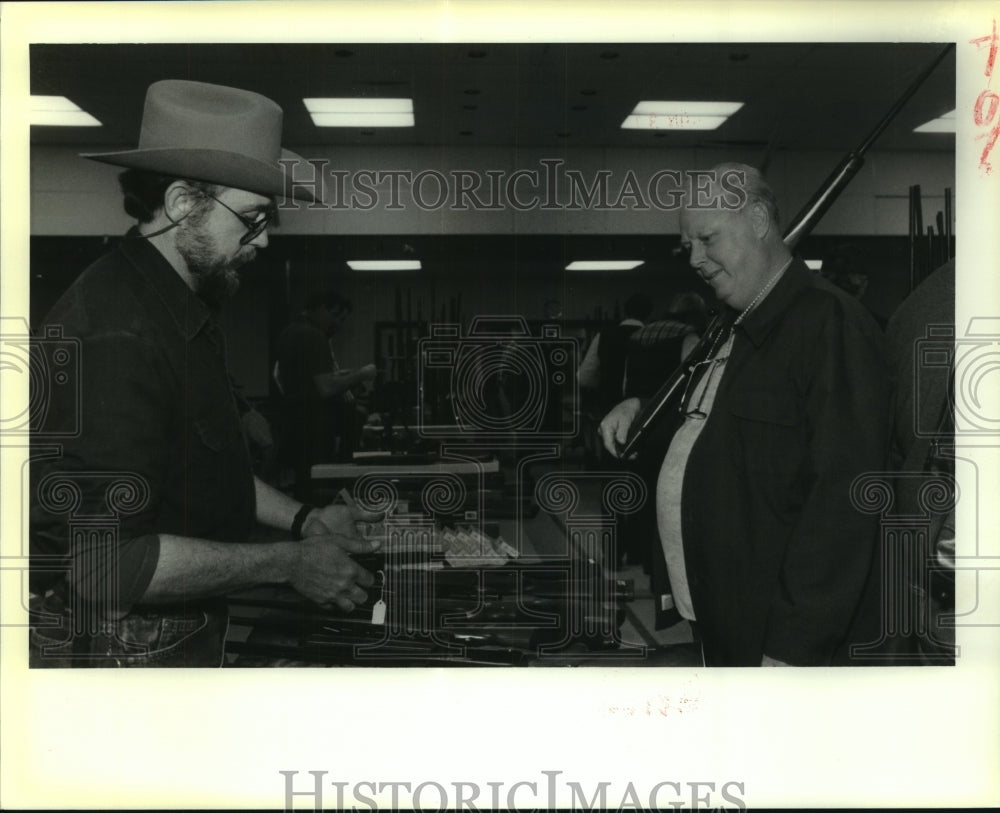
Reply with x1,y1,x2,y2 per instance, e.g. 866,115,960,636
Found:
30,232,256,615
680,259,890,666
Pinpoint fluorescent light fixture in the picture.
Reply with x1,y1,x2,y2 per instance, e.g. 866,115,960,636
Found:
305,98,413,113
566,260,645,271
347,260,422,271
30,95,101,126
304,97,414,127
633,101,744,116
622,100,743,131
914,109,956,133
310,112,414,127
805,259,824,271
622,115,729,130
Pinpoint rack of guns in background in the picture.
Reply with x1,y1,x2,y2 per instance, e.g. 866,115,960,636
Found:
379,288,619,378
380,285,466,383
374,286,468,434
909,185,955,293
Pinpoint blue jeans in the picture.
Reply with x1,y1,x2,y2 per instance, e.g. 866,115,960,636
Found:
29,591,227,668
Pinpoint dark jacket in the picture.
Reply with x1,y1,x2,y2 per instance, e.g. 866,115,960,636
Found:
681,259,890,665
30,233,256,616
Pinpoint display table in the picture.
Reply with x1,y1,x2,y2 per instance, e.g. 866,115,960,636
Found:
311,456,500,480
225,509,640,666
226,457,700,667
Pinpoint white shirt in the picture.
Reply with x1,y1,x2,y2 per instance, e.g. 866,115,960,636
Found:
655,332,735,620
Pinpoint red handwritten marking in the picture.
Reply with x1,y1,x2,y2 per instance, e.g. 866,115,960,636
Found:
974,90,1000,173
970,18,998,78
973,20,1000,172
975,89,1000,127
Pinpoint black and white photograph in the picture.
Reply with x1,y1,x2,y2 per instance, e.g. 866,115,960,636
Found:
2,1,998,809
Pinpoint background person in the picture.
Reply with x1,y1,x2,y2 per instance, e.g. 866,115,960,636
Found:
578,293,654,422
274,292,377,498
885,259,956,663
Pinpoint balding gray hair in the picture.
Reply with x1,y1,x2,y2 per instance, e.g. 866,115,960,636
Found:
712,162,781,227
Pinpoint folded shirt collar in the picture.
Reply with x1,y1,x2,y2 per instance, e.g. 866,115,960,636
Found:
734,257,812,348
119,229,213,341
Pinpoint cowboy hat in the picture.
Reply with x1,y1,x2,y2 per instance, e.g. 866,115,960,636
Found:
82,79,317,203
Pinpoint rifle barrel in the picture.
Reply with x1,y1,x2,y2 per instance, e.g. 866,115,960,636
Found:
619,45,953,456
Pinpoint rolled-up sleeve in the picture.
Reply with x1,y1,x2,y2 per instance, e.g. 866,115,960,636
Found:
32,329,170,613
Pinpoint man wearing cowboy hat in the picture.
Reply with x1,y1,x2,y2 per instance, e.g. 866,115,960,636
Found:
29,80,379,667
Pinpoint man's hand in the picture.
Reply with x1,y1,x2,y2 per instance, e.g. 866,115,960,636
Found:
598,398,641,458
302,503,383,541
290,534,378,611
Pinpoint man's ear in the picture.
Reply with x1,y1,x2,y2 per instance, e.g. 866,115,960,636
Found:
162,181,202,223
748,199,771,239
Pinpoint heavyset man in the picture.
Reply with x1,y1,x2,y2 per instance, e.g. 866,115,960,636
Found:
29,80,380,667
601,164,889,666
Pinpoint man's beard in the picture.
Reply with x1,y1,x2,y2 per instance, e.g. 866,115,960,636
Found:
176,218,256,310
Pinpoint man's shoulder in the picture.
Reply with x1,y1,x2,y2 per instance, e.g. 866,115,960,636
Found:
790,270,883,335
886,260,954,344
276,318,325,349
278,317,314,334
41,244,160,339
598,320,638,347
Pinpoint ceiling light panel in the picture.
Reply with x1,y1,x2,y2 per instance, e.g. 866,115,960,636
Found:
565,260,645,271
622,100,743,130
304,97,414,127
914,110,956,133
30,95,102,126
633,101,744,116
347,260,422,271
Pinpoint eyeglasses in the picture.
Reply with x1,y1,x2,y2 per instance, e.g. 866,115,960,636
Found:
679,355,730,419
678,323,732,420
201,193,273,245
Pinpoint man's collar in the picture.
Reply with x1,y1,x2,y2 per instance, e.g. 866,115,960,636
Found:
733,257,812,348
119,228,212,340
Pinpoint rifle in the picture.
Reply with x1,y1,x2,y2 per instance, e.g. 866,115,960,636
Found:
617,44,954,459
